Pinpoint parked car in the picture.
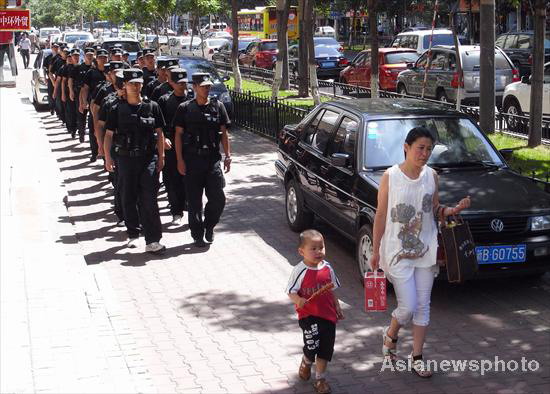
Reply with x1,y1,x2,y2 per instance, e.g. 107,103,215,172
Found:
192,38,230,60
176,56,232,117
288,44,348,79
396,45,519,107
60,31,94,48
207,31,233,40
340,48,419,91
313,36,343,52
495,31,550,76
239,39,278,69
201,22,228,35
211,37,261,63
276,98,550,280
31,49,51,109
389,29,467,55
168,36,202,56
99,38,142,63
315,26,336,37
38,27,61,49
502,62,550,120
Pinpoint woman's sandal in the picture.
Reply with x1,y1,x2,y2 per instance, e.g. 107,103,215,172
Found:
382,326,398,361
298,356,312,381
313,378,332,394
409,354,433,378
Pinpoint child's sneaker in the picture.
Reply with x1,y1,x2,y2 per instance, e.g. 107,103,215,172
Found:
313,378,331,394
298,357,311,381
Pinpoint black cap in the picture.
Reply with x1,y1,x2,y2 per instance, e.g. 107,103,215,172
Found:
169,68,188,83
122,51,129,56
93,44,102,51
157,58,179,69
110,48,123,55
103,63,111,72
62,47,70,54
109,61,124,71
70,48,80,55
96,49,109,57
84,47,95,54
136,51,143,59
52,42,60,48
115,70,125,86
123,68,144,83
142,48,155,56
192,73,214,86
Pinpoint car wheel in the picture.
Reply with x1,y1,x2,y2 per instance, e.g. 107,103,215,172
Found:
437,89,449,103
285,179,313,232
503,97,523,132
356,223,374,283
397,83,408,96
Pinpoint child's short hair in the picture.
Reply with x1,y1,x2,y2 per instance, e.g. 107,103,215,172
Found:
299,229,324,248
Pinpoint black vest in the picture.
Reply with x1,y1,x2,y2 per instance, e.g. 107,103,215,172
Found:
115,99,158,154
179,98,222,155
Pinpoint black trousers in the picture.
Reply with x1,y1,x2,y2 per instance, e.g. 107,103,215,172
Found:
185,155,226,241
20,49,30,68
87,110,98,157
163,148,186,216
117,154,162,244
75,93,87,138
65,98,77,133
47,79,55,112
109,147,124,221
55,94,65,123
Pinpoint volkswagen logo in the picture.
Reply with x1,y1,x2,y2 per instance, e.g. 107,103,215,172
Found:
490,219,504,232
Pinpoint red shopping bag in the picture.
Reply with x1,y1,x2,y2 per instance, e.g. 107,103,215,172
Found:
364,270,387,312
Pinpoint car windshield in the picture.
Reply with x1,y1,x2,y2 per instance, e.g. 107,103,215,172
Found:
40,29,60,38
65,34,91,43
208,39,227,47
314,37,339,46
261,42,277,51
385,52,419,64
314,46,340,57
422,34,454,47
178,59,222,82
364,117,504,169
104,41,141,52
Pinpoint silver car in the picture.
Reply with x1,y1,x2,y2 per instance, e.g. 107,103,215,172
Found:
31,49,51,109
396,45,518,107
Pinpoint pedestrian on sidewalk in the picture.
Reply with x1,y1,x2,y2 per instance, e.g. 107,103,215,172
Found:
369,126,470,378
104,68,167,254
173,73,231,247
18,33,31,69
286,229,344,394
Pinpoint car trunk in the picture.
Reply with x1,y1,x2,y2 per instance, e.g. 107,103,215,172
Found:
462,50,513,93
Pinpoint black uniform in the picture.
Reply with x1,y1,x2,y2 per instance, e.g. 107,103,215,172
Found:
51,55,66,123
142,67,157,95
43,50,56,113
173,96,230,243
83,65,106,158
105,97,166,244
151,82,173,103
71,60,91,141
158,90,188,218
63,61,78,135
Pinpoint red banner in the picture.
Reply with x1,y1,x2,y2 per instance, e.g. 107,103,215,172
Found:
0,9,31,31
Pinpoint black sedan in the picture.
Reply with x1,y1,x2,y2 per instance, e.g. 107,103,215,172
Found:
275,98,550,280
289,45,349,79
211,38,261,64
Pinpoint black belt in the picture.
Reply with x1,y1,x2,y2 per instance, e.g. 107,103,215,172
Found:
115,147,153,157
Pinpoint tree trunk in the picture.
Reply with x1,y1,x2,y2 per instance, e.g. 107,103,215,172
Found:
297,0,309,97
305,0,320,105
451,12,464,110
281,0,291,90
272,0,289,99
369,0,379,98
528,0,545,147
348,10,356,49
231,0,242,92
479,0,495,134
190,14,197,56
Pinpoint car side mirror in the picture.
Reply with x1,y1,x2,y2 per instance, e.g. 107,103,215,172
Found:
499,148,513,161
406,62,414,69
331,152,350,167
222,75,230,82
521,75,530,84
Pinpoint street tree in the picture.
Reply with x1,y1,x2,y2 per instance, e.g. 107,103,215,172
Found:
305,0,320,104
479,0,495,134
272,0,291,99
368,0,378,98
230,0,243,92
528,0,546,147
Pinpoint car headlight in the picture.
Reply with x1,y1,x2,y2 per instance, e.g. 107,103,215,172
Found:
219,91,231,103
531,215,550,231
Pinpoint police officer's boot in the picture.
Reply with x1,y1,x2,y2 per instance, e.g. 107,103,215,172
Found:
205,228,214,243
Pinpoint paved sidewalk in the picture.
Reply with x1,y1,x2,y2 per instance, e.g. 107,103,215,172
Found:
2,64,550,393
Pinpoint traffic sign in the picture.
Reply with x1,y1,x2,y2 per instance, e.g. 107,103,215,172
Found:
0,9,31,31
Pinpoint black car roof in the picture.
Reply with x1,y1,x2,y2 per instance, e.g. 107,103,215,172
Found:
325,98,463,118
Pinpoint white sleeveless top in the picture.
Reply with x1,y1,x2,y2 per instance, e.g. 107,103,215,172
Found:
380,164,438,282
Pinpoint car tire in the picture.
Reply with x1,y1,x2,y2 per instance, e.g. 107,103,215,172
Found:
437,89,450,103
397,83,408,96
503,97,523,132
285,179,313,232
356,223,374,283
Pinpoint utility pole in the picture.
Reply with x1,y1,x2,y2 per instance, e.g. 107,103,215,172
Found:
368,0,378,98
479,0,495,134
528,0,546,147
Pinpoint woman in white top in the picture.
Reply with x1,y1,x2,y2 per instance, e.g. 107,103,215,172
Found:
18,33,31,69
370,126,470,377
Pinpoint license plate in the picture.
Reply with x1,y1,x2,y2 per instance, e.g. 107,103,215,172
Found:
475,245,526,264
322,62,336,68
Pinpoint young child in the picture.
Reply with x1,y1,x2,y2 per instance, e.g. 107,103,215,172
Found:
286,229,344,394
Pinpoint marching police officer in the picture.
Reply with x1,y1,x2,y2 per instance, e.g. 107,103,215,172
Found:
44,42,60,115
134,51,144,68
104,69,166,254
70,47,94,142
141,48,157,95
157,68,191,225
80,48,108,162
122,50,130,67
149,58,179,102
51,44,68,124
173,73,231,247
64,48,80,138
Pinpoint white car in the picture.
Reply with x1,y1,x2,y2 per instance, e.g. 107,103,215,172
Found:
502,62,550,117
315,26,336,37
60,31,94,48
192,38,229,60
207,31,232,40
168,36,202,56
200,22,228,35
38,27,61,48
390,29,458,55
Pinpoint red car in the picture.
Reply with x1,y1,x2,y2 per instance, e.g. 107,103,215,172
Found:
339,48,419,91
238,39,278,69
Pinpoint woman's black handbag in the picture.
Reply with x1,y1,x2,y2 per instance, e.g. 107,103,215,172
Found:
439,214,478,283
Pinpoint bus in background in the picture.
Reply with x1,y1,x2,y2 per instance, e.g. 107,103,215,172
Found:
237,6,299,40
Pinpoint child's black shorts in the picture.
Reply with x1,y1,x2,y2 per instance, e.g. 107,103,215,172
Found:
298,316,336,362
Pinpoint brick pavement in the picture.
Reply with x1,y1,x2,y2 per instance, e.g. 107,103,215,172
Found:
3,69,550,393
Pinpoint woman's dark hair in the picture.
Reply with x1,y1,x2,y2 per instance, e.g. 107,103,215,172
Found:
404,126,435,158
